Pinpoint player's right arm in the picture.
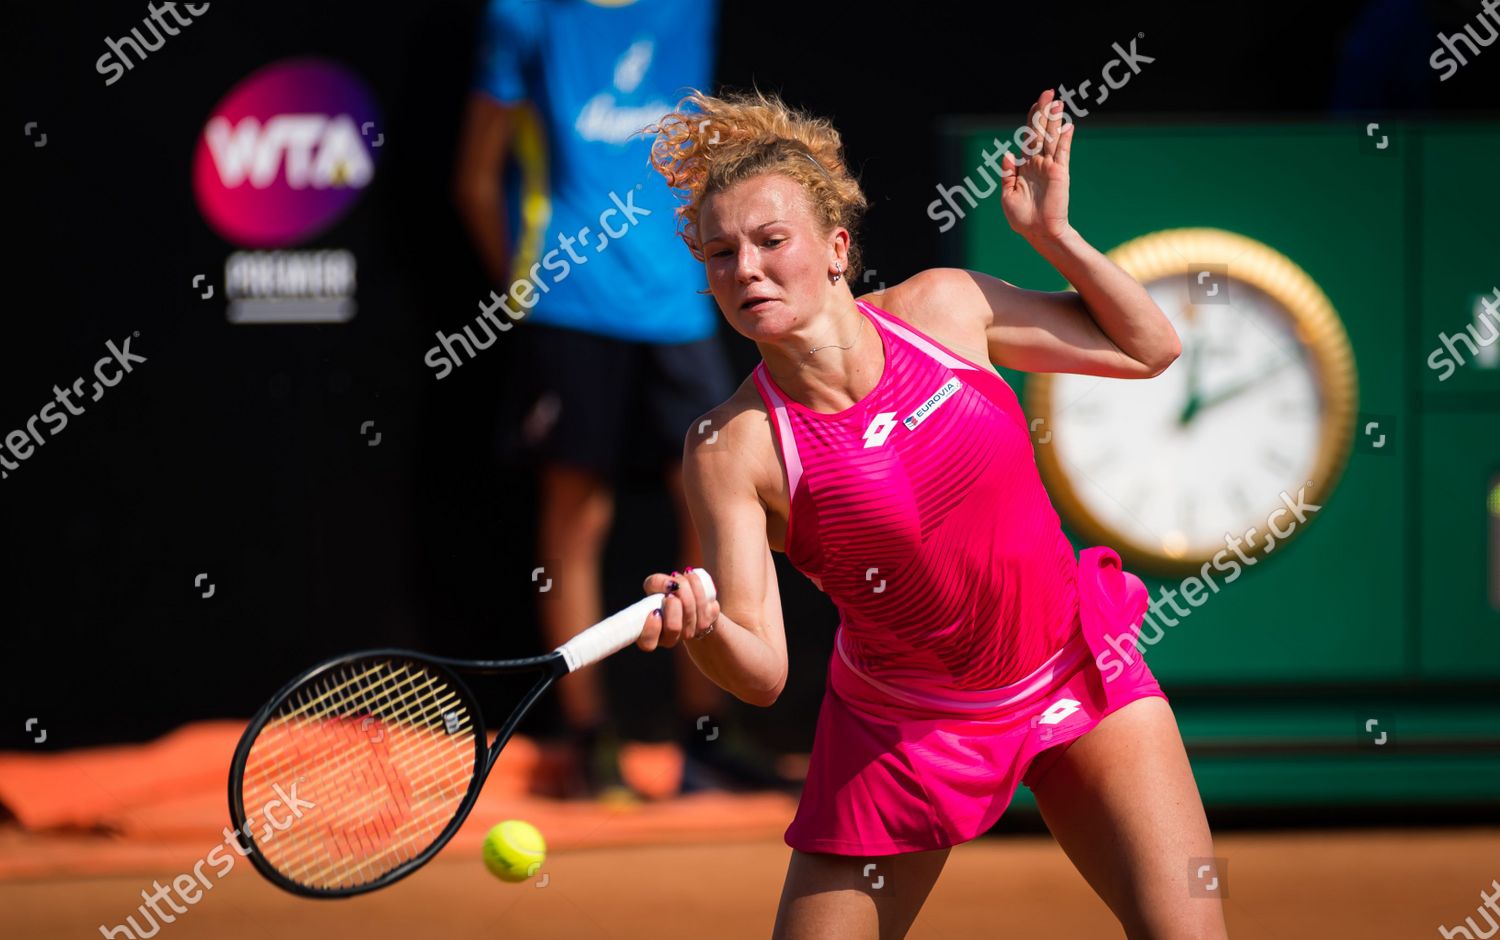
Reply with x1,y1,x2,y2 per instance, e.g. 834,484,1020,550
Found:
638,411,789,708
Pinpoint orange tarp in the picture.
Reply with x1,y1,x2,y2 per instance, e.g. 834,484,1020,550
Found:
0,722,798,881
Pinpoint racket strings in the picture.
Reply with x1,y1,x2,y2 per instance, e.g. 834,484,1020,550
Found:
252,663,477,888
255,667,461,799
239,658,478,891
279,664,476,883
264,674,451,878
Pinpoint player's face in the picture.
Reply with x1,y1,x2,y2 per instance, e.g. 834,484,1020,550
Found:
698,173,834,337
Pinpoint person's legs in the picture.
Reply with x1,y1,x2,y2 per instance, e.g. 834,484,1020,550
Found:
505,321,637,799
530,459,644,801
536,460,616,728
772,847,951,940
1027,696,1228,939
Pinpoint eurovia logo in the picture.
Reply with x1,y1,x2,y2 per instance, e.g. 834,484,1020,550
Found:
192,58,380,323
903,378,962,431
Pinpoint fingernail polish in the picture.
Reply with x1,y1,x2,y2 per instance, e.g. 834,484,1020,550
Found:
667,580,679,592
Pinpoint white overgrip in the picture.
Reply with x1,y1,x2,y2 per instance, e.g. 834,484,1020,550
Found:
556,568,717,672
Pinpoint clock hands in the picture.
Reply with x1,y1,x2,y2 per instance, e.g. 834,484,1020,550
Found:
1176,311,1207,426
1175,300,1305,426
1183,355,1297,424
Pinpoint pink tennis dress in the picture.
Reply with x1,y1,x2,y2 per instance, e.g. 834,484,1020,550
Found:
751,298,1167,855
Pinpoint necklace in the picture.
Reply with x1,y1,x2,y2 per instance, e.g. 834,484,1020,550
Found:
798,307,862,367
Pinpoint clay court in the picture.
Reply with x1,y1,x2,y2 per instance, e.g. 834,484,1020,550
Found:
6,832,1498,939
1,725,1495,938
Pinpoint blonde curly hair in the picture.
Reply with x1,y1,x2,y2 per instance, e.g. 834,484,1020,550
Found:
638,86,869,284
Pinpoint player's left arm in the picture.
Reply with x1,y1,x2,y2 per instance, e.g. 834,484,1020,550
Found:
928,262,1180,379
937,88,1180,379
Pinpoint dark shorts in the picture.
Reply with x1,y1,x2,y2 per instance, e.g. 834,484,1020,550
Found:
496,320,736,479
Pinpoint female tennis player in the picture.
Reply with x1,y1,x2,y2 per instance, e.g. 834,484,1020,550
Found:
634,88,1228,939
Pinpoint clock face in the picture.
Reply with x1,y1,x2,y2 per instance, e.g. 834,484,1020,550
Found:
1028,229,1357,574
1047,278,1323,564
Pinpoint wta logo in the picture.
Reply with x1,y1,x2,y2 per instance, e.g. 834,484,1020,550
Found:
193,59,381,248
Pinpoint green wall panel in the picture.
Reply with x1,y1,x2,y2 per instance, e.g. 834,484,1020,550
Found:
957,124,1414,684
1418,411,1500,677
1418,126,1500,399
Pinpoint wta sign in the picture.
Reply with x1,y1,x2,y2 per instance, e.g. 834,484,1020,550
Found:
193,59,380,248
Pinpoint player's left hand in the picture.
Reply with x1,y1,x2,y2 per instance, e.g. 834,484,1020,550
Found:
1000,88,1074,243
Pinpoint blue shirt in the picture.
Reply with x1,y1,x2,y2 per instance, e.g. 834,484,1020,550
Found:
475,0,719,342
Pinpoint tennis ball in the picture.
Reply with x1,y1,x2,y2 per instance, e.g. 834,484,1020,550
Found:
481,819,546,883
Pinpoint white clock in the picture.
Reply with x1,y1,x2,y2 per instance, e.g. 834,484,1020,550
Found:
1027,228,1358,575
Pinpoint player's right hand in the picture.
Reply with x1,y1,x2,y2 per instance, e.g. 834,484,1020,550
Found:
638,569,717,651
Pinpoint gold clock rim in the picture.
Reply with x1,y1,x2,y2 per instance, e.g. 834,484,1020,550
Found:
1028,227,1359,578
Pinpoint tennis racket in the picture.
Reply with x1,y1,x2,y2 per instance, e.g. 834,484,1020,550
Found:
227,567,716,898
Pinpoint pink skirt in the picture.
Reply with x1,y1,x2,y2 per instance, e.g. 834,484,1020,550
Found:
784,546,1168,856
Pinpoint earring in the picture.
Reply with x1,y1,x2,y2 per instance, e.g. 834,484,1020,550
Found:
831,263,843,283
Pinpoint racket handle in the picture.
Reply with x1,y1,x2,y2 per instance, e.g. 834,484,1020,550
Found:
557,568,717,672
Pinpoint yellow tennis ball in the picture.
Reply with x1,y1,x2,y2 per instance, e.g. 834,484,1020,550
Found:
481,820,546,883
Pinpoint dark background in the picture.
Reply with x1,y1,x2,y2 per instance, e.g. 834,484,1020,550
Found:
4,0,1496,752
